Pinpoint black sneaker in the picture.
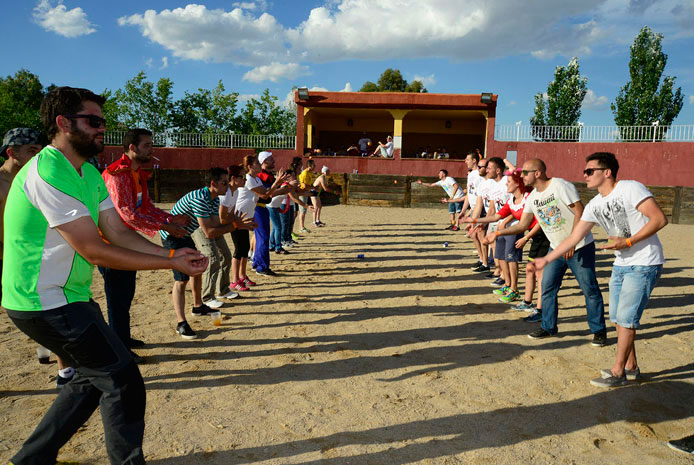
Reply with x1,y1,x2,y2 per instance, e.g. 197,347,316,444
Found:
489,277,505,287
528,328,556,339
472,264,490,273
176,321,198,340
192,304,212,316
130,350,145,364
668,435,694,454
484,272,496,279
56,373,74,389
523,310,542,322
444,224,454,230
255,268,278,276
127,338,145,348
591,330,607,347
470,260,482,270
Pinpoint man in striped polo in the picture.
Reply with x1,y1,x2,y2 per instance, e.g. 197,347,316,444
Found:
2,86,208,465
160,167,241,339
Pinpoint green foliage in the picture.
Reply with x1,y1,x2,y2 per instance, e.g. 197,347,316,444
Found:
172,80,239,133
611,26,684,136
238,89,295,136
530,57,587,141
359,68,428,93
0,69,45,137
110,71,174,133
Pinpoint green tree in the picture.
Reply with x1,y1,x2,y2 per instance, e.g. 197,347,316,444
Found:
172,81,240,133
113,71,174,133
530,57,587,141
0,69,45,137
238,89,295,136
359,68,427,93
611,26,684,140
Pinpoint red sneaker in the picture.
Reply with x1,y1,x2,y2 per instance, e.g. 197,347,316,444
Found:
231,280,250,291
242,276,256,287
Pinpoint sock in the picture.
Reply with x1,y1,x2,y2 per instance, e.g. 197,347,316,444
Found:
523,300,532,305
177,320,187,327
58,367,75,378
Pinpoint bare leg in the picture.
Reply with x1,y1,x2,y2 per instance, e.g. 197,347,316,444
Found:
498,259,509,285
299,209,307,229
509,261,519,290
56,355,67,371
612,324,637,376
536,269,543,310
240,257,248,279
173,280,187,323
524,267,536,302
192,275,203,307
232,257,241,283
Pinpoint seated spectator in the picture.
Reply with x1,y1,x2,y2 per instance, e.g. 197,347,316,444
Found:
371,136,394,158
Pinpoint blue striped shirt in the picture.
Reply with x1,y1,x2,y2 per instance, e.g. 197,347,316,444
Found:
160,187,219,240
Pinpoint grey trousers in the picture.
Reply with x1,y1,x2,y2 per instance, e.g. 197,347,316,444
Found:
192,229,232,301
7,300,146,465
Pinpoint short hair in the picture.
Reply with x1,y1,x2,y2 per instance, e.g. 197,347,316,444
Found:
207,167,228,185
466,151,480,163
586,152,619,179
227,164,244,179
243,155,256,172
487,157,505,171
439,169,448,176
123,128,153,152
306,159,315,168
525,158,547,174
41,86,106,140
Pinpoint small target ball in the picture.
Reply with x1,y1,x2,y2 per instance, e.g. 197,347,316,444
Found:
394,180,398,184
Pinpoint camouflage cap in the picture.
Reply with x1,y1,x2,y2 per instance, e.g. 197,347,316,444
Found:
1,128,42,158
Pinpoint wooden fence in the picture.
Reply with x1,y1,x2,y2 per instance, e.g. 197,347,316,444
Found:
147,170,693,224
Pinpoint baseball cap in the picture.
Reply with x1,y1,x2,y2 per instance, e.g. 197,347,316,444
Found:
321,165,329,174
1,128,42,158
258,151,273,164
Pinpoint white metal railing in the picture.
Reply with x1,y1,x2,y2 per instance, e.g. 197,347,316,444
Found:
104,131,297,149
494,124,694,142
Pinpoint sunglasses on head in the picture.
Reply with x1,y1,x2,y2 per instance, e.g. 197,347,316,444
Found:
583,167,607,176
64,114,107,129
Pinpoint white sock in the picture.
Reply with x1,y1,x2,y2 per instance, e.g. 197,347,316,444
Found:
58,367,75,378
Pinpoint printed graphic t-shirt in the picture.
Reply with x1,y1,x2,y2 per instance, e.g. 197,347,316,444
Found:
525,177,593,250
581,180,664,266
435,176,463,199
467,170,482,209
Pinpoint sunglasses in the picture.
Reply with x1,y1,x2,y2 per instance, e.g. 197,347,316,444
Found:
64,114,107,129
478,164,487,168
520,170,536,176
583,167,607,176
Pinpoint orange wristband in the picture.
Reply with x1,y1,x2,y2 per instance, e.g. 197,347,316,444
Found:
168,249,175,258
232,221,238,229
472,219,477,224
625,238,633,247
495,230,501,236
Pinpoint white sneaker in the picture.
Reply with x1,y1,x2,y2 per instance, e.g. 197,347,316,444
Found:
203,299,224,308
215,290,239,300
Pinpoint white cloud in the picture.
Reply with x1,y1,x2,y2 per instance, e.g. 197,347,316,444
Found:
232,1,268,11
160,57,169,69
582,89,609,110
243,62,310,83
412,74,436,86
33,0,96,38
340,82,353,92
145,58,153,68
508,100,517,106
283,85,329,107
689,95,694,104
238,93,261,104
118,4,286,65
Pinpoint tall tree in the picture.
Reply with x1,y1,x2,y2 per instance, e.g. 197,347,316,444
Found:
0,69,45,137
530,57,587,141
172,81,240,133
611,26,684,139
238,89,295,136
113,71,174,133
359,68,427,93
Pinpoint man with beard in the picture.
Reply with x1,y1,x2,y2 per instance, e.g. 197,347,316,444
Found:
2,86,207,465
100,128,190,362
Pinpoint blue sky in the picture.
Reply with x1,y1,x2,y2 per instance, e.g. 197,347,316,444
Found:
2,0,693,127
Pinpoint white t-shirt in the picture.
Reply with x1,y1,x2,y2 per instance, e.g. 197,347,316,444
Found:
381,141,394,158
525,178,593,250
218,186,239,212
582,180,664,266
466,169,482,209
269,184,289,208
435,176,463,199
477,177,494,211
235,174,262,217
488,176,509,214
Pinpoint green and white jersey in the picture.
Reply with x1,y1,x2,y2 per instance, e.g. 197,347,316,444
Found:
1,146,114,311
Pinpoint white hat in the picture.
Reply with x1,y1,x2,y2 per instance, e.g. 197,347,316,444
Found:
321,165,329,173
258,151,273,164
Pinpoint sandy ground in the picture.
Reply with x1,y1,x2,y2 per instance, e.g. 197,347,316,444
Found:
1,204,693,465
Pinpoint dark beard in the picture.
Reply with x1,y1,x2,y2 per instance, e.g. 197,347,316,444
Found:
134,152,152,164
69,125,104,159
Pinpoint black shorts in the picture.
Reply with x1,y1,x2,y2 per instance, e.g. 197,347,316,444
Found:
230,229,250,260
528,229,550,260
162,235,196,281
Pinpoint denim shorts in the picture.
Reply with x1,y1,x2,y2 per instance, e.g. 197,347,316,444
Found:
448,201,463,214
609,264,662,329
162,235,197,281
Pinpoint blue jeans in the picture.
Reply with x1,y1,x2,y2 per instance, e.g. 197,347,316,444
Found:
98,267,137,345
609,265,662,329
280,205,293,243
253,206,271,272
7,301,145,465
268,207,282,251
540,241,606,334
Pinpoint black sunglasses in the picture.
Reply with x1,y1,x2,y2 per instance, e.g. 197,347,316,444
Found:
64,114,107,129
520,169,536,176
478,164,487,168
583,167,607,176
